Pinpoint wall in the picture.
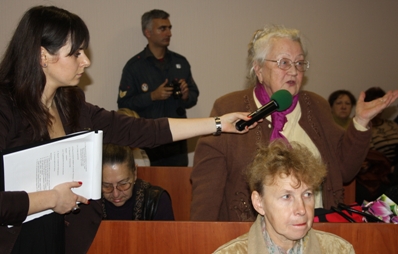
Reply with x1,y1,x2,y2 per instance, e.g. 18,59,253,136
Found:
1,0,397,165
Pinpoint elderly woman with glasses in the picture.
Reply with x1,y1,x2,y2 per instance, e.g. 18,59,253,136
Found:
101,144,174,220
190,24,398,222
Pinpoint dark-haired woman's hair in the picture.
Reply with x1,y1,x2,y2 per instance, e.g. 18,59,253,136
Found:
0,6,90,141
364,87,386,102
102,144,136,174
328,90,356,107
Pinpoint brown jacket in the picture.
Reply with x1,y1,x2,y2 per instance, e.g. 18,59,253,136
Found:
213,215,355,254
191,89,371,221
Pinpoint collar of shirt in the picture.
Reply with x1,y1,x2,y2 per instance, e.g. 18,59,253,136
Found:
143,45,171,61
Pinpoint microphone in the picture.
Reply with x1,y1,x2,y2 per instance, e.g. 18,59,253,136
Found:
235,89,293,131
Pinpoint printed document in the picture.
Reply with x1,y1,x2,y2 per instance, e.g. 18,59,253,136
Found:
0,130,103,223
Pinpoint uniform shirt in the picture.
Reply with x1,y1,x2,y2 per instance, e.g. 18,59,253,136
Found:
117,46,199,119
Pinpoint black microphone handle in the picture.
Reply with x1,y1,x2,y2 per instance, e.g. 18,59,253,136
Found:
235,100,278,131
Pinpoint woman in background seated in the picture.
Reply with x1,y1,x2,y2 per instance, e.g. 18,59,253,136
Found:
102,144,174,220
214,140,354,254
117,108,151,166
328,90,357,129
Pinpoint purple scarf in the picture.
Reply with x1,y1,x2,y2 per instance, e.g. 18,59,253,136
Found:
254,83,299,141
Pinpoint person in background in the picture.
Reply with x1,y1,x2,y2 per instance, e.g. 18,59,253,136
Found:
117,9,199,166
364,87,398,165
190,24,398,222
0,6,254,253
102,144,174,220
355,87,398,203
328,90,357,129
214,140,354,254
117,108,151,166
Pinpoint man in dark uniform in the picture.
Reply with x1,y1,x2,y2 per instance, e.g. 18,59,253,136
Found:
117,9,199,166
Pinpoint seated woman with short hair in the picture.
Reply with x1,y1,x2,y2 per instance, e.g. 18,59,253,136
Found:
214,140,354,254
102,144,174,220
328,90,357,129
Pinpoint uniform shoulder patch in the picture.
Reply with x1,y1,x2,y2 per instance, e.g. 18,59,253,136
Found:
119,90,127,98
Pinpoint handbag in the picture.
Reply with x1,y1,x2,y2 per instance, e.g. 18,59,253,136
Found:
314,203,384,223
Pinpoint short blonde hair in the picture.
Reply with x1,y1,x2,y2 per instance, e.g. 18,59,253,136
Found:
117,108,140,118
247,140,326,196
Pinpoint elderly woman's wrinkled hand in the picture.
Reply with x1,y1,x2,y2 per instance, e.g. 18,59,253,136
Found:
354,89,398,128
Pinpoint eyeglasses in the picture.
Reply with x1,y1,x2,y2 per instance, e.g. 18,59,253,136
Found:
265,58,310,72
102,180,133,193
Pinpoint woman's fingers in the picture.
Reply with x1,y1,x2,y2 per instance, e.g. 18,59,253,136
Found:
52,181,89,214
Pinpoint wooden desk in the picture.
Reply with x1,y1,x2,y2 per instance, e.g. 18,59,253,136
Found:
88,221,397,253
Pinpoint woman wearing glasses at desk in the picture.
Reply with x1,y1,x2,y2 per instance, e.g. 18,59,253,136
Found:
190,24,398,222
101,144,174,221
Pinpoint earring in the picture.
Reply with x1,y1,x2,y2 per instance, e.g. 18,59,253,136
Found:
43,63,47,68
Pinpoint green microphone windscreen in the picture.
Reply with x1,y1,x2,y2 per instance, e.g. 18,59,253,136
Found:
270,90,293,111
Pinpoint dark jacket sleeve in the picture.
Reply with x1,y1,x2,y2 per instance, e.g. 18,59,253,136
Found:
0,96,30,225
117,56,154,111
80,102,173,148
299,91,371,208
300,92,371,183
0,191,29,225
179,60,199,110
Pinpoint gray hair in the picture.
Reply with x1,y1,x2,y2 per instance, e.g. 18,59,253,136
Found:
246,24,307,86
141,9,169,36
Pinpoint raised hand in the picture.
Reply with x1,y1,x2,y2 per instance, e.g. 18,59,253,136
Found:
354,89,398,128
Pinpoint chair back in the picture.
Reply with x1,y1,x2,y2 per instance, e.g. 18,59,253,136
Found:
137,166,192,221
